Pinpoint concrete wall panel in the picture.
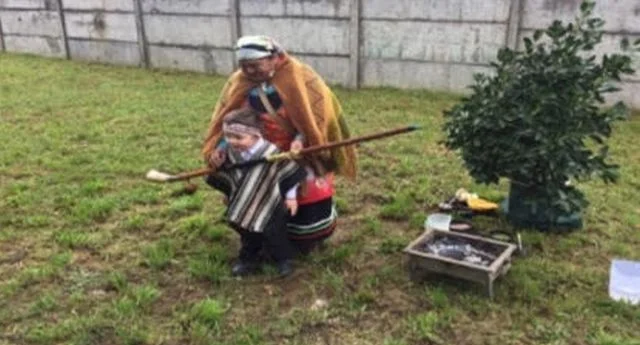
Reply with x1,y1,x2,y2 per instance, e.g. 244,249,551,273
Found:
295,55,350,85
148,45,234,74
362,0,511,22
522,0,640,33
240,0,350,18
362,59,494,91
4,34,64,56
0,10,61,36
141,0,230,15
61,0,133,12
607,82,640,109
363,20,506,64
68,39,140,65
144,15,231,47
0,0,51,9
65,13,137,41
240,17,350,55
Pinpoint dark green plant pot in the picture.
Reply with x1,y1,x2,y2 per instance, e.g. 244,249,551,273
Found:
502,182,583,232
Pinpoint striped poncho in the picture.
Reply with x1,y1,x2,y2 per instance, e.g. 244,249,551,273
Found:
206,141,306,233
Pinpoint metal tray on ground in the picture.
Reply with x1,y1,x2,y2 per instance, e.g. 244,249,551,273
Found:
404,228,517,299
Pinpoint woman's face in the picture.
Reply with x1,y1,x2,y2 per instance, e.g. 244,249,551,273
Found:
240,56,277,82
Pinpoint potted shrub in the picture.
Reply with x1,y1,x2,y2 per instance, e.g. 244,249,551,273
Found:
442,1,639,231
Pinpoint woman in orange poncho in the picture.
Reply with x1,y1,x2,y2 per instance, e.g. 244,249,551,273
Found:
203,35,357,255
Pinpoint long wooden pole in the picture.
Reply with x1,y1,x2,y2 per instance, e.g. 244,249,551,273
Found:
148,125,419,183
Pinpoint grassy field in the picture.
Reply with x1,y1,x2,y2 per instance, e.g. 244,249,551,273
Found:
1,53,639,345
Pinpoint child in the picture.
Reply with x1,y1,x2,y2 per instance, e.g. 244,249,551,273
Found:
205,108,306,277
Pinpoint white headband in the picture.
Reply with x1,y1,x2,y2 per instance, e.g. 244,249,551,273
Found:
222,123,262,137
235,35,284,61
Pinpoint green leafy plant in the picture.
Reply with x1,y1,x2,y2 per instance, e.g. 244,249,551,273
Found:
443,1,639,229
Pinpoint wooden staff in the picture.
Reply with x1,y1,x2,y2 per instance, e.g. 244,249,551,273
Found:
146,125,419,183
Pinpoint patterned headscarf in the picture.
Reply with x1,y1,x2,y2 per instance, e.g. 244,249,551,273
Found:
235,35,285,61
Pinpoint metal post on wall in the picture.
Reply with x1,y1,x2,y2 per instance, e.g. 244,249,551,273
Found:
348,0,361,89
0,15,6,52
133,0,150,68
229,0,241,70
55,0,70,59
505,0,524,50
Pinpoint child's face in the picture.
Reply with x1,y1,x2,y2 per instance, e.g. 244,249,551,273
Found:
225,132,260,152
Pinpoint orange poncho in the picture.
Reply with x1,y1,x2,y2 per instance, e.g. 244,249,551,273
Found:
202,54,357,180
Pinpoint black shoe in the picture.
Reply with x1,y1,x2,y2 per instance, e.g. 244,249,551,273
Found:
276,260,294,277
231,261,258,277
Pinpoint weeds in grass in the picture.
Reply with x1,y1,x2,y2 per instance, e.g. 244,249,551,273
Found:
531,319,571,343
30,293,58,315
380,192,415,221
188,321,218,345
407,311,444,343
71,197,119,223
425,286,449,309
25,318,82,344
345,289,376,312
111,285,160,319
80,179,108,197
116,326,149,345
188,246,230,283
54,230,93,249
378,235,407,254
131,285,161,310
143,238,174,269
189,298,227,330
320,268,345,295
205,225,228,241
362,216,382,235
316,241,360,267
124,214,146,231
383,338,409,345
22,215,52,228
126,187,161,206
232,325,265,345
334,196,351,214
168,195,204,218
106,271,129,293
590,331,640,345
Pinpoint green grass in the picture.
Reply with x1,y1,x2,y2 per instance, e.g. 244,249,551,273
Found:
1,52,640,345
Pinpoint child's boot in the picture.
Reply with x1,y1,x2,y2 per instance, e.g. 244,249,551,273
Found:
276,260,293,277
231,261,259,277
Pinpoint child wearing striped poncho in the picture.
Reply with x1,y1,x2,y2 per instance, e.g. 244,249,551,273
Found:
205,108,306,277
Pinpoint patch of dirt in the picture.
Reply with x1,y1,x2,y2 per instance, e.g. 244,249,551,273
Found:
0,248,28,265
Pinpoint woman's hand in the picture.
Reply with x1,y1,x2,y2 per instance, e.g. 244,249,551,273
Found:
208,149,226,168
285,199,298,216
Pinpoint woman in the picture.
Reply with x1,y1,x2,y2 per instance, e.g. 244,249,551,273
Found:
203,35,358,254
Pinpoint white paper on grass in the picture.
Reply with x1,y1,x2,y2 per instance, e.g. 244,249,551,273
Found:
425,213,452,232
609,259,640,305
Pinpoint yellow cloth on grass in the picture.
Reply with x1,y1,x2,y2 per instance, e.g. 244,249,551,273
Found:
466,198,499,211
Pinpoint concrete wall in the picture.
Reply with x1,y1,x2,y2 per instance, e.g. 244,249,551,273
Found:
1,0,638,108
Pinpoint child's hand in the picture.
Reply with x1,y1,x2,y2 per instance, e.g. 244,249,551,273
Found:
285,199,298,216
208,149,226,168
290,139,303,154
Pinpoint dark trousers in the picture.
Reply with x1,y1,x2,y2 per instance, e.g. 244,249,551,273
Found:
232,208,295,263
